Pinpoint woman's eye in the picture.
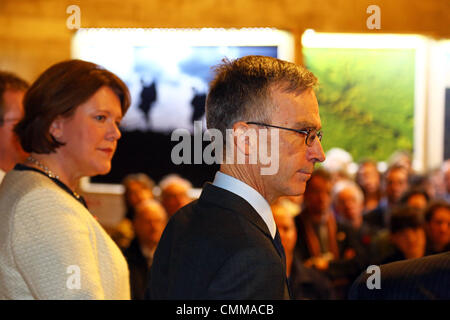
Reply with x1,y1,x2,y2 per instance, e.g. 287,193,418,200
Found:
95,115,106,121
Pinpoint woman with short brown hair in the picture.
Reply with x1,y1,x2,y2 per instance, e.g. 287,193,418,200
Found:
0,60,131,299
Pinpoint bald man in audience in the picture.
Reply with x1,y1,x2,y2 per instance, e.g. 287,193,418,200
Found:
364,164,410,231
124,199,167,300
0,71,29,182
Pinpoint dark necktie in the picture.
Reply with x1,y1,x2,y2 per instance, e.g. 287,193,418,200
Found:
273,229,291,299
273,229,286,265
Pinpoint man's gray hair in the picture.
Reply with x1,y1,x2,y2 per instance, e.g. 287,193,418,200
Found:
332,179,365,205
206,55,318,137
135,198,167,217
159,174,192,192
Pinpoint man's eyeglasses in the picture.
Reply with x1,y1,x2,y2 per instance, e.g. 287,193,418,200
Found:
246,122,323,147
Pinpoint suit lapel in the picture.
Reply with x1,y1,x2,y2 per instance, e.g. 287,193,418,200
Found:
199,183,291,299
199,183,272,239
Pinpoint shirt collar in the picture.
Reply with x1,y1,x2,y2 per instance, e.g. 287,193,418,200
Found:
212,171,276,239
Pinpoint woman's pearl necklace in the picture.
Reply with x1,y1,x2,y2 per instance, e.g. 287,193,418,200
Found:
26,156,81,199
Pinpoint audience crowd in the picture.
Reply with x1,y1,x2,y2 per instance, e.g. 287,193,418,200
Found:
1,69,449,300
111,152,450,300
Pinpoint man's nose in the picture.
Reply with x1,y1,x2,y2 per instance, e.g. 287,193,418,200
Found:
309,139,326,163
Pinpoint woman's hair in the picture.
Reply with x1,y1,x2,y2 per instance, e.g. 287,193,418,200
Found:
424,200,450,222
390,206,424,234
15,59,131,154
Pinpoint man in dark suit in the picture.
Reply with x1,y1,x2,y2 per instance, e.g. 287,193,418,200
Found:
148,55,326,299
349,252,450,299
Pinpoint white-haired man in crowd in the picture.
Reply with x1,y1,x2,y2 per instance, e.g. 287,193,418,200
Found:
332,179,376,252
159,174,193,217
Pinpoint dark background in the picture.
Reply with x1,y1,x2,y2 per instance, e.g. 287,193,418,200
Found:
91,131,219,187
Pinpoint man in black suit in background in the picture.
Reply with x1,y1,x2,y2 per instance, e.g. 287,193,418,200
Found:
148,55,325,299
349,251,450,299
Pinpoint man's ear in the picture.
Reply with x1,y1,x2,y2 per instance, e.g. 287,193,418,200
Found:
49,116,64,140
232,121,257,156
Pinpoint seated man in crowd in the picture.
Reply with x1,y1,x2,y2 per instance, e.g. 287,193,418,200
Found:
364,164,410,232
294,168,368,299
124,199,167,300
332,179,375,250
123,173,155,220
0,71,29,182
159,174,193,217
272,200,335,300
106,173,155,249
424,201,450,255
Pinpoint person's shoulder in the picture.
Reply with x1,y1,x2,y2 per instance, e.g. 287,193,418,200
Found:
163,195,269,258
4,173,92,237
349,252,450,299
381,251,450,277
0,169,63,202
0,170,68,222
364,206,383,220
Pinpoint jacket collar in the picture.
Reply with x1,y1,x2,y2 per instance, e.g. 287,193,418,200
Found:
199,182,272,240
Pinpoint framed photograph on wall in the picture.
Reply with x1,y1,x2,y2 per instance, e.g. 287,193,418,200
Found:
72,28,295,186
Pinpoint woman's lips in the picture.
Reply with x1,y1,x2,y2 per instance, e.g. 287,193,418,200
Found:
98,148,114,155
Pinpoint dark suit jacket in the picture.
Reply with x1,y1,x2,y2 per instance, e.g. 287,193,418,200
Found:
123,238,151,300
349,252,450,300
148,183,290,300
289,254,335,300
363,205,388,232
294,213,368,281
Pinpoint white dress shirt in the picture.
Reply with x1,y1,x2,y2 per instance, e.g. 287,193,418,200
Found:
212,171,276,239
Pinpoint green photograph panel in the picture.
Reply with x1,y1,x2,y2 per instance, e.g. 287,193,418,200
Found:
303,47,416,162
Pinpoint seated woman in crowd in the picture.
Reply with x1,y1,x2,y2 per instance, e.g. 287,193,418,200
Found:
424,201,450,255
380,206,426,264
399,187,430,211
355,160,382,214
0,59,131,299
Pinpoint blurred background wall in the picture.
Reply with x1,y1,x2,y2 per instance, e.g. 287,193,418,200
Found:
1,0,449,83
2,0,449,226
